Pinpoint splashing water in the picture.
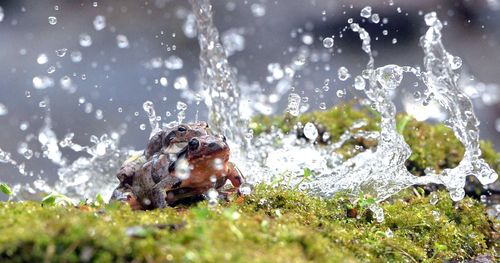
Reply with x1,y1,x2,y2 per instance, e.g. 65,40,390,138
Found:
189,0,244,141
1,2,497,207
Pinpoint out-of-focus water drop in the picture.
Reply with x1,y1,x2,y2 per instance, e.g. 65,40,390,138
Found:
116,34,129,48
32,76,54,90
159,77,168,87
250,3,266,17
323,37,334,48
376,65,403,89
354,75,366,90
360,6,372,18
79,34,92,47
303,122,318,141
173,76,188,90
48,16,57,25
0,6,4,23
70,51,82,63
287,93,301,116
0,103,7,116
165,56,183,70
338,66,350,81
55,48,67,57
37,54,49,65
175,158,190,180
240,183,252,195
93,15,106,31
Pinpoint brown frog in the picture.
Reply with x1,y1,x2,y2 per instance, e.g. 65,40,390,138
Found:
130,134,244,210
145,122,211,159
111,122,211,202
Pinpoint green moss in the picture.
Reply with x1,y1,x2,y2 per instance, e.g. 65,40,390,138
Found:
251,105,500,175
0,186,496,262
0,104,498,262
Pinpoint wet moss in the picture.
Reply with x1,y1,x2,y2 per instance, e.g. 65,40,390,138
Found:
251,105,500,175
0,186,496,262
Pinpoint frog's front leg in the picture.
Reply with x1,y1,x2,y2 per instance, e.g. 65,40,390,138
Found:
226,162,244,188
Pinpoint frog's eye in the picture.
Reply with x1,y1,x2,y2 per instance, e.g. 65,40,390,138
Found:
178,126,187,132
188,138,200,151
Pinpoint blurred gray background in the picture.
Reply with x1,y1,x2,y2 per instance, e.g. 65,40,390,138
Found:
0,0,499,186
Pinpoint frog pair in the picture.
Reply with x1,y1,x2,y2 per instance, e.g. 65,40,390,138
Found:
111,122,244,210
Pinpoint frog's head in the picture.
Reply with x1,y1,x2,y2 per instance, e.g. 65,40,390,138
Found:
162,122,211,154
184,134,229,162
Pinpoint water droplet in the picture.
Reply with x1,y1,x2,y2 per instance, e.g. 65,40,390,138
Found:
385,228,393,238
19,121,29,130
240,183,252,195
323,37,334,48
176,101,187,111
360,6,372,18
369,204,384,223
173,76,188,90
429,192,438,205
165,55,183,70
303,122,318,141
55,48,67,57
139,124,146,130
93,15,106,31
287,93,301,116
48,16,57,25
354,75,366,90
207,188,219,199
159,77,168,87
116,34,129,48
0,103,8,116
250,3,266,17
222,29,245,56
70,51,82,63
376,65,403,89
336,90,345,98
319,102,326,110
38,100,47,108
424,12,438,26
450,56,462,70
47,66,56,74
301,33,314,45
449,188,465,201
213,158,224,170
79,34,92,47
175,158,190,180
23,149,33,160
37,54,49,65
0,6,4,23
371,13,380,23
337,66,350,81
32,76,54,90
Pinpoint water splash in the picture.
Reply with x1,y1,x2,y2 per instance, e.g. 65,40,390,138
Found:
1,2,497,207
237,11,498,203
189,0,244,141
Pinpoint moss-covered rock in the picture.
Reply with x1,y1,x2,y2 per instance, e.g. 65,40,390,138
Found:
1,104,498,262
250,105,500,176
0,186,497,262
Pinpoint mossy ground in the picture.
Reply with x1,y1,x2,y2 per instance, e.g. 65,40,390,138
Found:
0,104,499,262
0,186,498,262
250,103,500,176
